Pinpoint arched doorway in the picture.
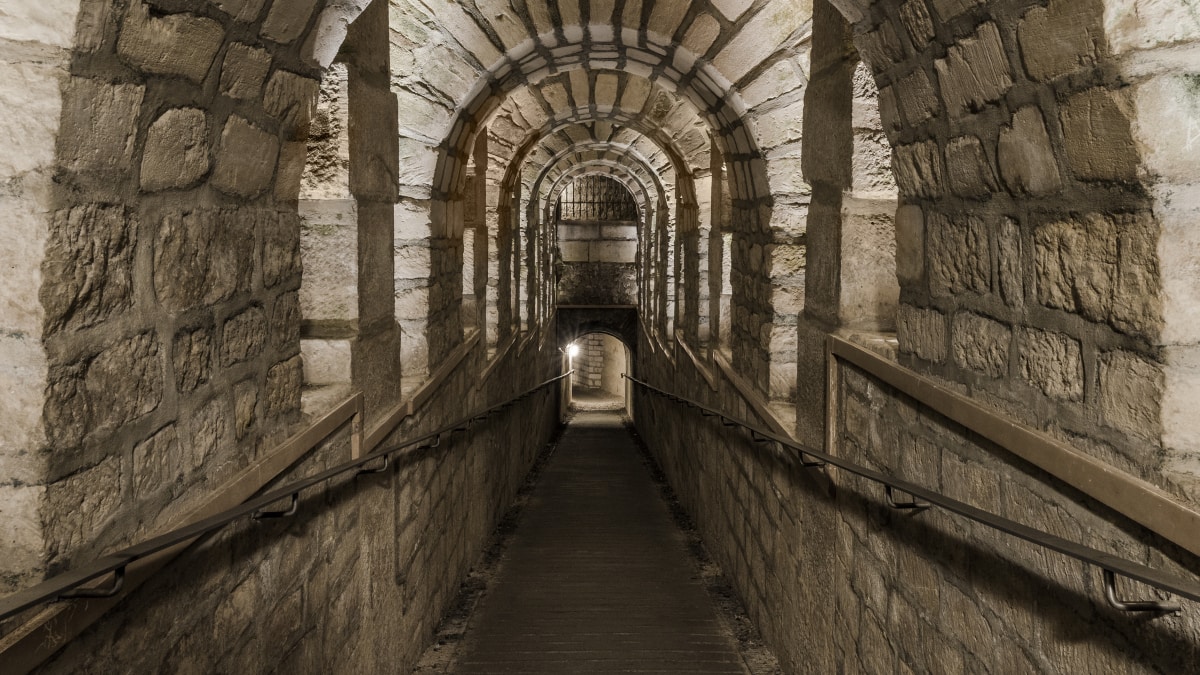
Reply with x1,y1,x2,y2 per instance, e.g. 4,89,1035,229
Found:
567,332,631,412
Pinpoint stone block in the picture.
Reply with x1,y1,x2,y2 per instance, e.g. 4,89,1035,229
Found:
997,106,1062,195
1059,87,1138,182
264,212,302,289
0,483,44,594
154,209,254,312
301,338,353,385
894,205,924,286
141,108,211,192
60,77,143,175
261,0,320,44
117,7,224,83
133,425,180,499
90,332,163,432
213,0,268,22
997,218,1023,307
44,454,121,557
1018,0,1102,81
42,205,136,334
0,59,64,180
187,396,230,470
894,68,939,126
234,379,258,440
212,116,280,198
221,306,268,367
267,356,302,416
173,326,213,392
930,0,982,20
1100,350,1162,439
265,70,320,131
934,22,1012,118
271,292,301,350
899,0,935,45
854,20,905,70
219,42,271,100
1017,327,1083,401
897,305,947,363
926,212,989,297
891,140,943,199
591,241,638,263
1033,213,1160,337
952,312,1011,378
944,135,997,199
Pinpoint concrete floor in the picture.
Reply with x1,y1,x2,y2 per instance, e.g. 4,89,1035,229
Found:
448,410,750,674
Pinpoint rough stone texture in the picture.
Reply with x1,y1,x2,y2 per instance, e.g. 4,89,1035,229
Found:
897,305,947,363
952,312,1011,378
220,306,268,367
1059,87,1139,182
116,6,224,83
944,135,996,199
1018,0,1103,82
41,205,136,334
926,212,988,298
997,106,1062,195
934,22,1012,118
220,42,272,100
211,116,280,198
154,209,254,312
58,78,143,176
1018,327,1083,401
172,326,213,393
140,108,210,192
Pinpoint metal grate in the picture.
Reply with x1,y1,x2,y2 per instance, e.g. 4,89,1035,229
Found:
556,175,638,221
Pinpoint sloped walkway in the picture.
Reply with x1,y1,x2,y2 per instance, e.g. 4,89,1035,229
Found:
449,410,749,674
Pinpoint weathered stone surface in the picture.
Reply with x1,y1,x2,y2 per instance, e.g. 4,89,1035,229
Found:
930,0,982,20
934,22,1012,118
213,0,269,22
1018,0,1102,82
211,116,280,198
234,379,258,440
894,68,939,126
42,205,136,334
897,305,947,363
1034,213,1160,337
87,333,163,434
261,0,320,45
221,306,268,367
1100,351,1162,439
117,7,224,83
266,356,302,416
894,205,924,286
271,292,301,350
60,78,143,175
187,396,229,470
154,209,254,312
927,212,989,297
891,140,943,199
173,326,212,392
952,312,1011,378
1059,88,1138,182
944,135,997,199
264,70,319,130
1018,327,1083,401
133,425,180,499
997,218,1023,307
264,212,302,289
898,0,935,45
997,106,1062,195
141,108,211,192
44,455,121,558
219,42,272,100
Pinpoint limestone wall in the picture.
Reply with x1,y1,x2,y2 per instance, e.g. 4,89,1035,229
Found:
33,335,563,673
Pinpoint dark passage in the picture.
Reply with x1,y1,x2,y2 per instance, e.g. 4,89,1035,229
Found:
449,410,749,674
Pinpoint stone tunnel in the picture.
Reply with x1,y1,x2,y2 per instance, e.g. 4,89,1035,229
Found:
2,0,1200,672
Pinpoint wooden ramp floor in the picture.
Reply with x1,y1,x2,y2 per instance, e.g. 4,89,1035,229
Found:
449,410,749,674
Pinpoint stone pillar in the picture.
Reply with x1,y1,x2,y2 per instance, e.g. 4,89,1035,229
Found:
344,0,402,415
0,1,82,594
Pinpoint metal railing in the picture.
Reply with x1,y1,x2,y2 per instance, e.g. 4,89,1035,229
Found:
625,374,1200,614
0,371,571,624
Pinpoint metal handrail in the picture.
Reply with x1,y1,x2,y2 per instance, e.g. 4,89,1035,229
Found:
0,371,572,623
625,374,1200,613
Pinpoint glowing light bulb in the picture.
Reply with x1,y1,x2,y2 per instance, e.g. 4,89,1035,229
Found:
567,343,579,358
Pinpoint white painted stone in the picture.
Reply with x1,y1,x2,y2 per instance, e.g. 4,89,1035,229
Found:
301,339,353,385
0,1,79,48
711,0,755,22
1155,184,1200,345
0,484,45,592
0,58,63,180
1105,0,1200,55
1131,73,1200,185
